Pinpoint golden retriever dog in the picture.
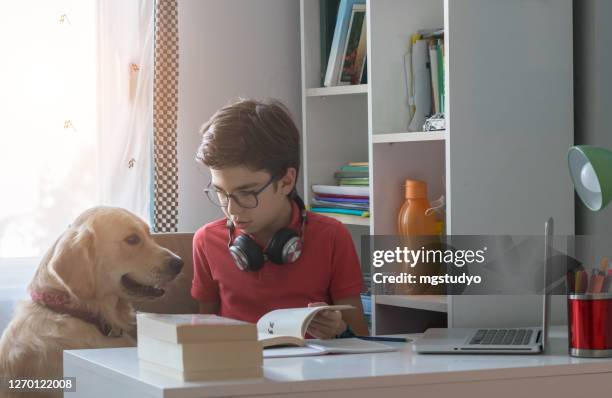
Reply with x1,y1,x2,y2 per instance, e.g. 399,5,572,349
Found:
0,207,183,397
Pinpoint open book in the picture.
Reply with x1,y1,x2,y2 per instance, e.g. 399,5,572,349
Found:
257,305,354,348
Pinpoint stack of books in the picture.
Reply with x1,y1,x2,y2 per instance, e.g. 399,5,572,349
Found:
334,162,369,186
136,312,262,381
311,162,370,222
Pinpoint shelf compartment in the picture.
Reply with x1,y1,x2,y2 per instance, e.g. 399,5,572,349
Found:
372,140,445,235
306,84,368,97
375,295,448,313
372,131,446,144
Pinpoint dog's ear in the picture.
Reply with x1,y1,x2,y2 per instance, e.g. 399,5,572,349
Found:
48,224,96,299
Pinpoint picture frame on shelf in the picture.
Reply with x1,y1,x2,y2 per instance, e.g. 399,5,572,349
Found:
338,3,366,86
323,0,365,87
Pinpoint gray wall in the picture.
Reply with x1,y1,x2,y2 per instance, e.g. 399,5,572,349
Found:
574,0,612,234
177,0,302,232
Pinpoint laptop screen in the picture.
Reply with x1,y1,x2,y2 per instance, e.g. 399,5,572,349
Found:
541,217,553,351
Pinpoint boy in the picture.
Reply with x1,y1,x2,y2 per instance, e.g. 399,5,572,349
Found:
192,98,368,338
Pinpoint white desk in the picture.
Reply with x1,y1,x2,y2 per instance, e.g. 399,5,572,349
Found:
64,327,612,398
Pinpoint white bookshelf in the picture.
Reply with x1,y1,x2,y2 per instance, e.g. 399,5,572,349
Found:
372,131,446,144
300,0,573,334
306,84,368,97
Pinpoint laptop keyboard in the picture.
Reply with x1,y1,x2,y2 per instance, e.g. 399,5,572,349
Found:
469,329,533,345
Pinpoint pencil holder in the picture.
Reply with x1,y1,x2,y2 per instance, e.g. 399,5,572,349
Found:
567,292,612,357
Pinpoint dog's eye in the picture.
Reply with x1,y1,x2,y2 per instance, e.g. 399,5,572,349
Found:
124,234,141,245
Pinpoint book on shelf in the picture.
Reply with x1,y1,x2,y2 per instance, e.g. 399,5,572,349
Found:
407,36,432,131
263,338,396,358
360,57,367,84
427,36,445,115
339,3,366,85
429,41,440,114
257,305,354,348
340,165,368,172
352,9,367,85
337,177,369,186
315,192,369,200
311,162,370,220
437,38,445,114
136,312,257,344
312,184,369,197
319,0,341,86
324,0,366,87
310,207,369,217
334,171,368,179
312,198,369,211
314,195,369,203
406,28,446,131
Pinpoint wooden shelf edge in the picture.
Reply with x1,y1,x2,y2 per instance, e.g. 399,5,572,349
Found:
374,295,448,313
306,84,368,97
372,131,446,144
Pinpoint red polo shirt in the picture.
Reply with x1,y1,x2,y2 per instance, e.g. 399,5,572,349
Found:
191,201,364,323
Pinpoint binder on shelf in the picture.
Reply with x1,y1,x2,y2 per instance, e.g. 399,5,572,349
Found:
324,0,366,87
407,38,432,131
429,41,440,114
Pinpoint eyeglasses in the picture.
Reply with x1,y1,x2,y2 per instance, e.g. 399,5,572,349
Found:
204,177,276,209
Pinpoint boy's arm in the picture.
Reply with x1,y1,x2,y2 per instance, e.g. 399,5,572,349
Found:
191,228,222,314
333,295,369,336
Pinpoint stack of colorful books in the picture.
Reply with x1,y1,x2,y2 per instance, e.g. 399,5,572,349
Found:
311,162,370,221
334,161,369,186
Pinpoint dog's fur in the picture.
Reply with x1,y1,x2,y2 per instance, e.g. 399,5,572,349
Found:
0,207,183,397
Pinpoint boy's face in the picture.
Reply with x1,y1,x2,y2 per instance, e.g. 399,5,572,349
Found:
209,166,296,235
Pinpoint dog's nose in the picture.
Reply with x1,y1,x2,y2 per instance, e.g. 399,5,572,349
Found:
167,256,184,274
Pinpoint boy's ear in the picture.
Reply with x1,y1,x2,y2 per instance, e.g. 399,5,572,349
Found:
279,167,297,195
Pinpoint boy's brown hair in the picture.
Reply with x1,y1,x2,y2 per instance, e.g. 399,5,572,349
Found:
196,98,301,188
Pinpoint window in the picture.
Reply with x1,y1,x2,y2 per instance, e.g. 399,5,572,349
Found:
0,0,153,258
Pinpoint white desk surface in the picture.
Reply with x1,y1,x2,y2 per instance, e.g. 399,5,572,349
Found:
64,327,612,398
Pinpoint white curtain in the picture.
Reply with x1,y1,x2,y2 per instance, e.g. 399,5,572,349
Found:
97,0,154,224
0,0,153,259
0,1,98,258
0,0,153,331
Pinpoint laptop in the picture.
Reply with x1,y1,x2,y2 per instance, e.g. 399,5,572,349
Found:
413,218,552,354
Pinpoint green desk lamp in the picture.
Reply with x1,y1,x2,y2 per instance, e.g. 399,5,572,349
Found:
568,146,612,211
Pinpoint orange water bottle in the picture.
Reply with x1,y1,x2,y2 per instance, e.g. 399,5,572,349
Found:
397,179,437,236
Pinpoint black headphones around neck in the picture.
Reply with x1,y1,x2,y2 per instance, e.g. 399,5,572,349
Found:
226,195,307,272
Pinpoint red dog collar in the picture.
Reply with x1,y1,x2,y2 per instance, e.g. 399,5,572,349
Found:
30,290,123,338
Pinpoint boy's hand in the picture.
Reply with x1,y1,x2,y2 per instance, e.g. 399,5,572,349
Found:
306,302,347,340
